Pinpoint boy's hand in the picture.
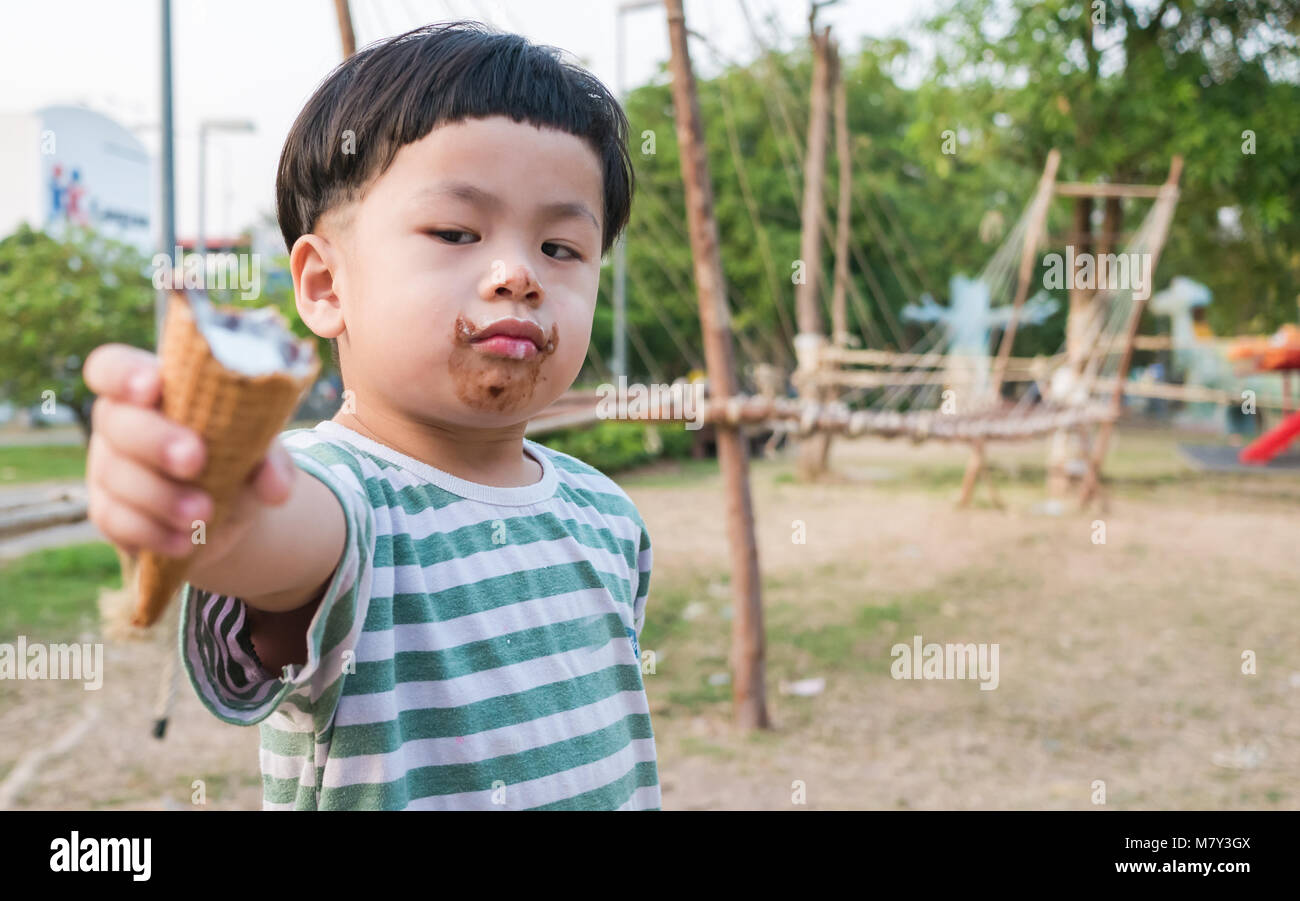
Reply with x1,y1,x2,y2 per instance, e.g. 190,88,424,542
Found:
83,343,296,565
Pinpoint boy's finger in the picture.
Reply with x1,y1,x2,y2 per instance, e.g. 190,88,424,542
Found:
89,481,194,558
91,398,206,481
83,344,160,406
92,443,212,532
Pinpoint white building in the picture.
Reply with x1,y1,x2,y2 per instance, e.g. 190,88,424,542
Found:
0,104,152,254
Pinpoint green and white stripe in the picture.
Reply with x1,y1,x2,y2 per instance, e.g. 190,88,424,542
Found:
181,419,659,810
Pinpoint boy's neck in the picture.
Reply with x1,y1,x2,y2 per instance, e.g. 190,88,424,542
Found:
331,403,542,488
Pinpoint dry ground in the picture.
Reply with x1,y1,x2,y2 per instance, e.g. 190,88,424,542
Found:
2,424,1297,809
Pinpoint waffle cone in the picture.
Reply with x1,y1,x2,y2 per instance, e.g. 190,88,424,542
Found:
131,292,320,628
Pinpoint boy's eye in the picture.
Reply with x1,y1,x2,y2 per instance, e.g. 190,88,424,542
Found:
429,229,478,244
542,241,582,261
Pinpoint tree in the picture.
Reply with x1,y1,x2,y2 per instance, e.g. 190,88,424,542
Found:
0,224,154,439
911,0,1300,341
595,1,1299,386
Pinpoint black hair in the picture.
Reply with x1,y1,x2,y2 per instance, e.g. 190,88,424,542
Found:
275,20,634,257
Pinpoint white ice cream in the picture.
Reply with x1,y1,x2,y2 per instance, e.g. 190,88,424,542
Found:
187,292,317,378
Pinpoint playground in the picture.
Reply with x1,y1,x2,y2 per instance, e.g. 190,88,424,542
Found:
3,425,1297,810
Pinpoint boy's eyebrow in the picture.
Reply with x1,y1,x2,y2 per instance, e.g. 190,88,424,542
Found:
415,180,600,233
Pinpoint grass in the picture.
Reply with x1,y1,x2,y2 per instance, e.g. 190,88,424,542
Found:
0,541,119,641
0,444,87,485
642,553,966,719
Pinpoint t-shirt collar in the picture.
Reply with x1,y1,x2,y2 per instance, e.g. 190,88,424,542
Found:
314,419,558,506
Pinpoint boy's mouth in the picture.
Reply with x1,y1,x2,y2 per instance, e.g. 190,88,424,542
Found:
449,315,562,414
457,316,553,361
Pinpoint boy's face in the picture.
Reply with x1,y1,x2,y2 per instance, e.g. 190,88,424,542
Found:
317,115,604,429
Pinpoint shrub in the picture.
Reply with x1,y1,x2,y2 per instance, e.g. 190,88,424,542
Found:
538,421,694,474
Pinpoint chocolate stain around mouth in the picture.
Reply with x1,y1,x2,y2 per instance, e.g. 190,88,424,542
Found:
450,314,560,413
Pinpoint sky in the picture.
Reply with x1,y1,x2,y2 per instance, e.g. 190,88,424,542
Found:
0,0,935,247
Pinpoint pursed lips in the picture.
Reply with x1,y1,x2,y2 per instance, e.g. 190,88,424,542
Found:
462,316,548,360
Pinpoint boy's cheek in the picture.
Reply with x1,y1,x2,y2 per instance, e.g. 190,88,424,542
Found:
559,317,593,373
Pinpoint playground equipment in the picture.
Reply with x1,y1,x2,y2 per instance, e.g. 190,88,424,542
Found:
1232,324,1300,464
1143,277,1293,429
678,149,1187,510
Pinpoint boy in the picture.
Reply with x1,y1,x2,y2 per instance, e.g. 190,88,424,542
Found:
82,22,659,810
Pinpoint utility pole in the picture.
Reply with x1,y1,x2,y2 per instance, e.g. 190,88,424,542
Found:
135,0,175,740
794,8,837,480
663,0,769,731
157,0,174,347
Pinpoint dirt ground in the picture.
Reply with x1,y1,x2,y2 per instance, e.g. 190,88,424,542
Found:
2,425,1298,810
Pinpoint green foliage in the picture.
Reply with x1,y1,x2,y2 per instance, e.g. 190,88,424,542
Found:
588,0,1300,382
0,225,154,438
915,0,1300,340
536,421,693,475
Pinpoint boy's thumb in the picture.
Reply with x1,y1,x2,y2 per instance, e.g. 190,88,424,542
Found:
252,441,295,505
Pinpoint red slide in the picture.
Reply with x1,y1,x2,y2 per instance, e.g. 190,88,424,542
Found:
1240,409,1300,464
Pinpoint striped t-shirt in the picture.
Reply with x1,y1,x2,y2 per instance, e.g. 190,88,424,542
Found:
179,419,660,810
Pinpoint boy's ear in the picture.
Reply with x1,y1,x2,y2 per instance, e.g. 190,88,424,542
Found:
290,231,347,341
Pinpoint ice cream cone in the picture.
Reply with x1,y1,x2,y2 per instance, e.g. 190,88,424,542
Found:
131,291,320,628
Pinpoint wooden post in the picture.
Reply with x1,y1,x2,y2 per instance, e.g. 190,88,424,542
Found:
1079,156,1184,508
664,0,770,730
830,40,851,349
957,439,986,508
794,23,836,480
333,0,356,58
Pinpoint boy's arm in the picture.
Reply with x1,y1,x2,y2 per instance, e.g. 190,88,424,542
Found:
185,467,346,614
179,448,376,728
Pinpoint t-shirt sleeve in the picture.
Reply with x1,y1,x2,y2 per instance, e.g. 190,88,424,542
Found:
632,520,652,642
179,436,376,733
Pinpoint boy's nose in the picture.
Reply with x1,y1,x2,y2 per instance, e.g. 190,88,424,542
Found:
486,260,543,306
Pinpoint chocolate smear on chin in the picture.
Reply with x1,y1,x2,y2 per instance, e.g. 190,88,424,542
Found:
449,315,560,413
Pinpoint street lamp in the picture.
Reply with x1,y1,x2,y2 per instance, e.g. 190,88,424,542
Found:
197,118,255,256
